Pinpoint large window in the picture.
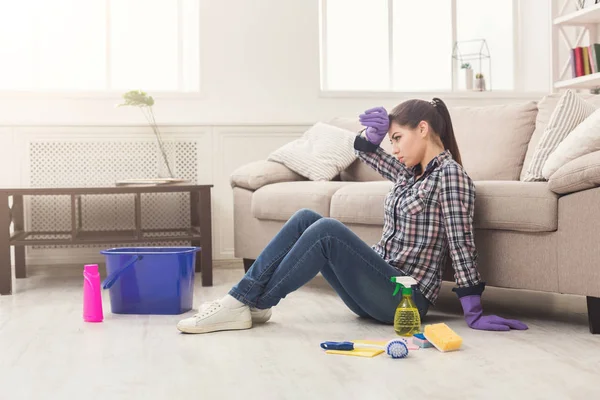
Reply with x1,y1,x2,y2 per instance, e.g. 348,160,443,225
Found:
320,0,516,92
0,0,200,92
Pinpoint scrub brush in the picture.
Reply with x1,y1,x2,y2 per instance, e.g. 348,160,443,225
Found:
320,339,409,359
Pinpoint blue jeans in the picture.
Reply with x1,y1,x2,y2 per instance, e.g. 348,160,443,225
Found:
229,209,429,323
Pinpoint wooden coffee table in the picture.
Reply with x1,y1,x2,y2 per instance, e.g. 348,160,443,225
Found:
0,184,213,295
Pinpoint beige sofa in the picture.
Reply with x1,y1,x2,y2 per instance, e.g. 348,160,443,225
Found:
230,94,600,334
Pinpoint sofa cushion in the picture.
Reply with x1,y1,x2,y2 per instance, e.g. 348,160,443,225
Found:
473,181,558,232
230,160,306,190
542,107,600,179
523,90,597,182
333,102,538,183
548,150,600,195
267,122,357,181
340,139,395,182
450,101,538,181
330,181,394,225
521,93,600,180
251,181,353,221
330,180,557,232
340,158,387,182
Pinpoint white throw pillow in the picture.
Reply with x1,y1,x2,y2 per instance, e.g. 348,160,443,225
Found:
523,90,597,182
267,122,358,181
542,108,600,179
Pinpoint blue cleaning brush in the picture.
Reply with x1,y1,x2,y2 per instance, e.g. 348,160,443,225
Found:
320,339,409,359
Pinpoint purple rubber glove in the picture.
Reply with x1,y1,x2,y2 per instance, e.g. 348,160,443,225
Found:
359,106,389,145
460,295,528,331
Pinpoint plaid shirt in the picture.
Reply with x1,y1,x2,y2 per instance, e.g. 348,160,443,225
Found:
354,136,484,304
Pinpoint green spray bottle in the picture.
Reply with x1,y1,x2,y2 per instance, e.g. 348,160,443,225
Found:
390,276,421,336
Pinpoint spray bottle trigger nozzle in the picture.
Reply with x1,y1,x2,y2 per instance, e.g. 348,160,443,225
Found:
390,276,418,296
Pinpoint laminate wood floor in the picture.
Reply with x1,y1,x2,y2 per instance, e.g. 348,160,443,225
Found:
0,261,598,400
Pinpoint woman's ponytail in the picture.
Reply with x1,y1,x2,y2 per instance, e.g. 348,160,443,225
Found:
430,98,462,166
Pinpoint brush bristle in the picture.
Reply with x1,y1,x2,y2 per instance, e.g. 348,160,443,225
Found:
386,340,409,359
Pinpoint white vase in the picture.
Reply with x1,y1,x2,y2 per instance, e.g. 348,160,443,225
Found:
464,69,473,90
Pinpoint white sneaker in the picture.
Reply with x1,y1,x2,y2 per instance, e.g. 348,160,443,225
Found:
177,301,252,334
251,307,272,324
199,301,272,324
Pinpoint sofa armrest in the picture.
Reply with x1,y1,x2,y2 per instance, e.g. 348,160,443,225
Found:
548,150,600,195
230,160,306,190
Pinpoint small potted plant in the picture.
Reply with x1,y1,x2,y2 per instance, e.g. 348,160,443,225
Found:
118,90,175,179
461,63,473,90
475,73,486,91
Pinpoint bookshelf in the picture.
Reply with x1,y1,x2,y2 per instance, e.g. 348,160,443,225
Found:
555,71,600,89
554,2,600,25
552,1,600,91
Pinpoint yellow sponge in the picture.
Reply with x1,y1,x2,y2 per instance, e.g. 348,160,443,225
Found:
423,323,462,352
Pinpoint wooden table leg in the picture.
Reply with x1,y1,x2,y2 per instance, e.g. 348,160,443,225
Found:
0,193,12,295
190,191,201,273
199,187,212,286
13,195,25,279
134,193,142,239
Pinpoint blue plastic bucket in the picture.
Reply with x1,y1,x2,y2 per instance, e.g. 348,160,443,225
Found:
100,247,200,315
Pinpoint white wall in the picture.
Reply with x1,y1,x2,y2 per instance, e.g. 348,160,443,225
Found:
520,0,552,92
0,0,553,265
0,0,551,126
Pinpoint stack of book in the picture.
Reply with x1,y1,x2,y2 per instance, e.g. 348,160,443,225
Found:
571,44,600,77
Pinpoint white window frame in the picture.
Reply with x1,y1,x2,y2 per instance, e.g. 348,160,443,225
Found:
319,0,533,99
0,0,202,99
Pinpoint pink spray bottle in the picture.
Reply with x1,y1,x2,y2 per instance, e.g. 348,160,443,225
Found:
83,264,104,322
